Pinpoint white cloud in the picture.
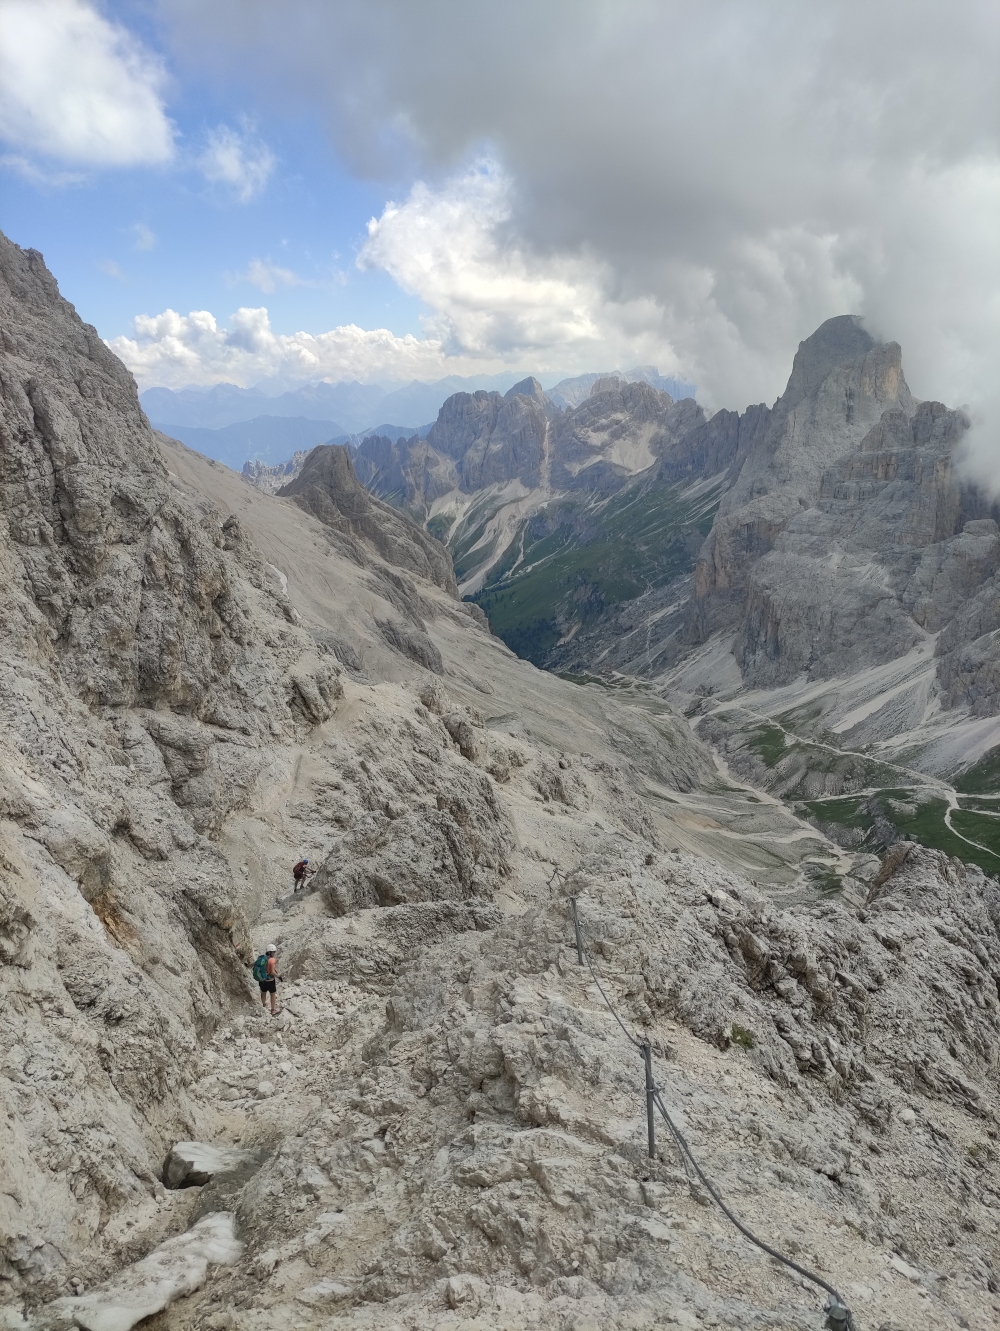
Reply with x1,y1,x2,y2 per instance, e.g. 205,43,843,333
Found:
108,305,487,391
0,0,173,166
131,222,156,251
356,161,865,396
158,0,1000,416
111,159,865,394
99,258,124,279
0,152,86,187
357,160,691,373
110,160,691,391
955,389,1000,499
229,257,307,293
197,122,275,201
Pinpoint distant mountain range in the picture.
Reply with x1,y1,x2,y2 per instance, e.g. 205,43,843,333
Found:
157,416,346,470
142,367,696,469
241,321,1000,880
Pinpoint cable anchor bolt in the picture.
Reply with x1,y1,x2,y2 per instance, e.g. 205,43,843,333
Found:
824,1300,851,1329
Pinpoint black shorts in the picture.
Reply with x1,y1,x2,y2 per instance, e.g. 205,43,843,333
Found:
258,979,276,994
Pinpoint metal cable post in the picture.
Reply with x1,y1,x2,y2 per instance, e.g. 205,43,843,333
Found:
642,1039,655,1159
569,895,584,966
565,886,857,1331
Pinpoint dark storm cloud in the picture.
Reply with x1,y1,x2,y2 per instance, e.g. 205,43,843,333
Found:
158,0,999,437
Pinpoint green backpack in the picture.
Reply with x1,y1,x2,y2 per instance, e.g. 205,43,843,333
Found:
252,954,269,982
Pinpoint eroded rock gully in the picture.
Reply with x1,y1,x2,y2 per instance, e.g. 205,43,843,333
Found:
1,233,998,1331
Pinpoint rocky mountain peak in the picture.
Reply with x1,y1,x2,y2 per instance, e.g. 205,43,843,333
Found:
277,444,457,592
503,375,548,405
777,313,877,413
423,384,549,492
589,373,624,396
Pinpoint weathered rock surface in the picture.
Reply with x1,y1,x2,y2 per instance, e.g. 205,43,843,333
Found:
278,443,456,593
3,231,999,1331
424,379,552,492
104,841,1000,1331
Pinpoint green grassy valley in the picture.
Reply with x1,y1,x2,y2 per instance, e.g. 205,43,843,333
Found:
469,475,723,666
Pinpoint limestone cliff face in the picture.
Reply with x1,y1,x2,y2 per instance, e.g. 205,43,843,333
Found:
0,231,343,1299
0,244,288,725
352,432,459,516
549,378,702,492
656,399,771,485
693,319,915,631
732,398,979,686
424,380,551,491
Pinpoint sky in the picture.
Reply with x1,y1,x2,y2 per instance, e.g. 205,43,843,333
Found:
0,0,998,473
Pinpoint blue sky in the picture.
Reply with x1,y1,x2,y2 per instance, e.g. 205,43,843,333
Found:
0,0,997,475
0,1,427,363
1,113,424,345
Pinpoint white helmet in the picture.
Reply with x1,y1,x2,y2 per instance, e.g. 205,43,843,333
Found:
265,944,277,954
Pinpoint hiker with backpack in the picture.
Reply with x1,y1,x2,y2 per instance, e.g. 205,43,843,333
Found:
253,944,280,1015
292,858,313,892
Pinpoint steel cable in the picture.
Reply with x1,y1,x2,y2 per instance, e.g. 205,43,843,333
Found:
581,935,643,1049
651,1089,855,1329
569,893,856,1331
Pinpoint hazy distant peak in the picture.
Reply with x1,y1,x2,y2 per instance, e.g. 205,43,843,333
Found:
503,375,547,403
549,366,697,410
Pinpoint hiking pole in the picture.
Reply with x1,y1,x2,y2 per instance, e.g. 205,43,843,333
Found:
642,1039,655,1159
569,896,584,966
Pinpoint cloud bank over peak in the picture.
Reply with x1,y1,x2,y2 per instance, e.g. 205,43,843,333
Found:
157,0,999,417
112,159,695,391
359,161,682,372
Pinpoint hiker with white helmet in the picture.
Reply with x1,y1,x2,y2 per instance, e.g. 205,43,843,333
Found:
252,944,280,1015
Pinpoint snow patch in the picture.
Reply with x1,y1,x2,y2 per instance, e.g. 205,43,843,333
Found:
40,1213,242,1331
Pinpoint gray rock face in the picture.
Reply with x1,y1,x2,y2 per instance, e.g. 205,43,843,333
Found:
731,398,977,686
936,563,1000,715
1,251,283,726
352,432,459,514
425,384,551,490
124,841,1000,1331
0,231,335,1303
694,324,916,641
657,399,771,485
549,379,700,492
5,227,1000,1331
278,444,457,593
